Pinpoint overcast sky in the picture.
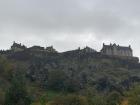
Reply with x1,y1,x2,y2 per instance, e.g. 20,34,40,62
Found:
0,0,140,57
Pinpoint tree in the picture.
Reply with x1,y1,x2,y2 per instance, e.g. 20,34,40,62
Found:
106,91,122,105
48,70,66,91
0,55,13,80
4,72,31,105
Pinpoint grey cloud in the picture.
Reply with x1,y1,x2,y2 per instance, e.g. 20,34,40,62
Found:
0,0,140,57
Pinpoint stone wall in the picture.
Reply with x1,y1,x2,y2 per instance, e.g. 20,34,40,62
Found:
101,44,133,57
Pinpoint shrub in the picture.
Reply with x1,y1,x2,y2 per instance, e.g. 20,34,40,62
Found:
106,91,122,105
48,70,66,91
127,85,140,105
50,94,88,105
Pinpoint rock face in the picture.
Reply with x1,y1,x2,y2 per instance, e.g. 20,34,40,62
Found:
1,42,140,92
101,43,133,57
25,50,140,92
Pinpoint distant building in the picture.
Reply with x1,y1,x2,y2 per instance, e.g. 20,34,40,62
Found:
28,46,45,51
11,41,26,52
101,43,133,57
82,46,96,53
46,46,57,53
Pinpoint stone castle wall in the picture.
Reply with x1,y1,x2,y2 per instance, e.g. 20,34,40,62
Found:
101,44,133,57
105,47,132,57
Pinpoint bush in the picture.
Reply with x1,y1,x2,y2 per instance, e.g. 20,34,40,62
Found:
127,85,140,105
39,94,47,105
83,87,107,105
50,94,88,105
0,55,13,80
64,77,81,92
106,91,122,105
48,70,66,91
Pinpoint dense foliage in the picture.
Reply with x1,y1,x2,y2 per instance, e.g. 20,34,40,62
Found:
0,49,140,105
5,72,31,105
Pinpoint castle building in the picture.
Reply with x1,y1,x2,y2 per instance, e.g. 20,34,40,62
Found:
101,43,133,57
11,41,26,52
82,46,96,53
46,46,57,53
28,46,45,51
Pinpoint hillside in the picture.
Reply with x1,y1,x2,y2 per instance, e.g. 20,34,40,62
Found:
0,43,140,105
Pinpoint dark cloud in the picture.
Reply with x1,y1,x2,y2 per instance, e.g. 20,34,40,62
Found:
0,0,140,57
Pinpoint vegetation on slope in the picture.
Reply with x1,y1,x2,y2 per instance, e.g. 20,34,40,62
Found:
0,49,140,105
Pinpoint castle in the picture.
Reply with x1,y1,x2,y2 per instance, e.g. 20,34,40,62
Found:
101,43,133,57
10,42,134,57
11,41,26,52
10,42,57,53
